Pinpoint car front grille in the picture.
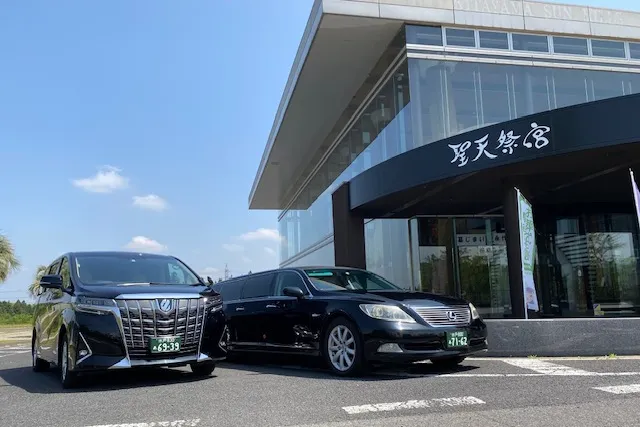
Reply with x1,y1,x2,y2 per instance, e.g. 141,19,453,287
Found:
117,297,206,359
411,305,471,327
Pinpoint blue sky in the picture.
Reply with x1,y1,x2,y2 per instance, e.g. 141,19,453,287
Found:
0,0,637,301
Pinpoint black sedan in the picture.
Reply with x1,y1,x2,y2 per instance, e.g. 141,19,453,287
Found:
213,266,487,376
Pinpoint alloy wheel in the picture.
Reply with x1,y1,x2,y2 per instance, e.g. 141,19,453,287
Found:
327,325,356,372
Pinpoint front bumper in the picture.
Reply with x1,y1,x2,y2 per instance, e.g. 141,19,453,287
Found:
363,320,488,364
70,301,228,372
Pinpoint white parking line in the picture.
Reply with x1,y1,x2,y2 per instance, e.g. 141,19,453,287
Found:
342,396,485,415
86,419,200,427
501,359,595,375
593,384,640,394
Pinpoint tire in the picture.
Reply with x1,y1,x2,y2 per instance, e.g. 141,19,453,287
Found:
322,317,365,377
190,361,216,376
31,332,49,373
430,356,466,368
59,333,79,389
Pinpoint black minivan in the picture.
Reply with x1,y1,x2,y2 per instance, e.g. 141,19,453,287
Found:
31,251,227,388
213,266,487,376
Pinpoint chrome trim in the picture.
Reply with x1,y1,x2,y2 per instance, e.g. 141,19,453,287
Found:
76,332,93,364
114,293,203,300
410,305,472,328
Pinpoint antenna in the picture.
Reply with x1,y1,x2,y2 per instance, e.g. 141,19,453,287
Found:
224,263,230,280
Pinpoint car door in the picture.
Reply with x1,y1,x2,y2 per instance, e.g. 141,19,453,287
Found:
51,257,74,358
40,259,62,361
263,270,314,351
234,273,275,348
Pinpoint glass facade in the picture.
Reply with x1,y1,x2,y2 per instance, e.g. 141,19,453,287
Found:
276,24,640,318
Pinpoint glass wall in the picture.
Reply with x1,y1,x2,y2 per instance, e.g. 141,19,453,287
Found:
408,59,640,147
282,241,335,268
278,60,413,264
365,219,412,288
416,217,511,319
536,213,640,317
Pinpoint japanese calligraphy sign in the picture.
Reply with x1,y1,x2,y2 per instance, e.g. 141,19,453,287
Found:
448,122,551,168
517,188,539,316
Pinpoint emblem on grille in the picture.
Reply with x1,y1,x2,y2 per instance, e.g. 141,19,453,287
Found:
446,311,457,321
158,298,173,313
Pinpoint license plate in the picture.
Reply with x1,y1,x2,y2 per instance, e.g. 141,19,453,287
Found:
445,331,468,348
149,336,182,353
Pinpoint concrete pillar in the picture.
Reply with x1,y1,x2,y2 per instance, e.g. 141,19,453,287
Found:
332,182,366,268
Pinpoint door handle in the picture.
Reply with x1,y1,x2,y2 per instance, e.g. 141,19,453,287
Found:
265,304,278,308
235,307,245,312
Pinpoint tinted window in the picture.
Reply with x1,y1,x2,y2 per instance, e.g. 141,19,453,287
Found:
591,39,626,58
242,274,274,299
445,28,475,47
218,280,243,301
274,271,307,296
48,261,61,275
60,258,71,289
304,269,401,292
630,42,640,59
512,34,549,52
74,253,200,285
479,31,508,49
406,25,443,46
553,37,588,55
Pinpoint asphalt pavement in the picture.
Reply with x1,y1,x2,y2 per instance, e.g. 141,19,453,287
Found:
2,345,640,427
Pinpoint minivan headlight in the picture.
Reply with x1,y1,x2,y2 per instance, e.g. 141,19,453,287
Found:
74,296,116,314
359,304,416,323
469,303,480,320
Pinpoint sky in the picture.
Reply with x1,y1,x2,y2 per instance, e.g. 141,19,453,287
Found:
0,0,638,302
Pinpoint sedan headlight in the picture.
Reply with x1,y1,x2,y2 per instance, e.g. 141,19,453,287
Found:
359,304,416,323
74,296,116,314
469,303,480,320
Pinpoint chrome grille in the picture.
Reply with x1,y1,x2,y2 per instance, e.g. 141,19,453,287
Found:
412,305,471,327
117,298,206,359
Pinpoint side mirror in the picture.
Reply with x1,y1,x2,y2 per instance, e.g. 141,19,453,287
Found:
39,274,63,290
283,286,305,299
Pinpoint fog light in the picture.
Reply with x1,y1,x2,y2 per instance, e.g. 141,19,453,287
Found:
79,350,88,357
377,343,403,353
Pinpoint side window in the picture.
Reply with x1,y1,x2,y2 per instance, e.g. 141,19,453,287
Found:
48,261,61,275
219,279,243,301
274,272,308,296
59,258,71,289
242,274,274,299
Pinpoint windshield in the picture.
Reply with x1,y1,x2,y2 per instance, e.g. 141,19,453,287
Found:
303,268,401,292
74,254,201,286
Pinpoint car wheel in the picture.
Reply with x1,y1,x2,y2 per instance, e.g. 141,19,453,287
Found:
430,356,466,368
190,361,216,376
59,333,78,389
323,317,364,377
31,333,49,372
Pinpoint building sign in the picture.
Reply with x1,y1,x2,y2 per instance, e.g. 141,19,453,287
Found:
517,188,539,316
457,233,506,246
448,122,551,168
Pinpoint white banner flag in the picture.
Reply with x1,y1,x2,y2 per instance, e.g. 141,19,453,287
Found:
631,169,640,229
516,188,539,316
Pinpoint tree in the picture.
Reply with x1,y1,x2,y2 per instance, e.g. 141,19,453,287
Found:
28,265,49,298
0,233,20,284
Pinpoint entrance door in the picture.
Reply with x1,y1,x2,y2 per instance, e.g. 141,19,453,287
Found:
415,217,511,319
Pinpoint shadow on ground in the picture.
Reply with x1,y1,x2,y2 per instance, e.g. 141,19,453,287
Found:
0,365,213,394
219,353,480,381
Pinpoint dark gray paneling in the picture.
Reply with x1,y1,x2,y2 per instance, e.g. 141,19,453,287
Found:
485,319,640,357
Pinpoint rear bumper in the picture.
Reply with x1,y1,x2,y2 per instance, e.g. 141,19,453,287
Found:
363,321,488,364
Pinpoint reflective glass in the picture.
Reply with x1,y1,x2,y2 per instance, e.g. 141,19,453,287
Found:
406,25,442,46
591,39,626,58
553,36,588,55
365,219,412,289
282,241,335,268
446,28,475,47
512,33,549,52
479,31,508,50
630,42,640,59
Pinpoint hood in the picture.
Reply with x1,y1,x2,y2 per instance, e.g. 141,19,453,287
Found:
76,282,214,299
363,290,469,307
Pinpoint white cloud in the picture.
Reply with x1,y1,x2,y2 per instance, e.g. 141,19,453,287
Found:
200,267,219,277
72,165,129,193
125,236,167,253
133,194,168,211
222,243,244,252
238,228,282,242
264,247,276,256
242,256,252,264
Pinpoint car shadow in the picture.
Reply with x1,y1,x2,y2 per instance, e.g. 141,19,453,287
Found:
219,354,480,381
0,365,214,394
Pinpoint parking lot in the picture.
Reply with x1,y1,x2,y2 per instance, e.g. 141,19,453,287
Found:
1,346,640,426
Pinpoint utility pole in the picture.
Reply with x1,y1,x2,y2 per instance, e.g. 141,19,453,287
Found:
224,263,230,280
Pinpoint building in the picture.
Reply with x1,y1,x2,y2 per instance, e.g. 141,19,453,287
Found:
249,0,640,356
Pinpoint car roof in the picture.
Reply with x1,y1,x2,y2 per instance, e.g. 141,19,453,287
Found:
66,251,176,259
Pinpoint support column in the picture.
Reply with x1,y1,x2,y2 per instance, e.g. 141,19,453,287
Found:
332,182,366,268
503,183,526,319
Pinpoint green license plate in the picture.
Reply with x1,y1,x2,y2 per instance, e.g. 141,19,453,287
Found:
149,336,182,353
445,331,468,348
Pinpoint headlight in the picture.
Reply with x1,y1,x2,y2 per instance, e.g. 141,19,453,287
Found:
74,296,116,314
469,303,480,320
359,304,416,323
